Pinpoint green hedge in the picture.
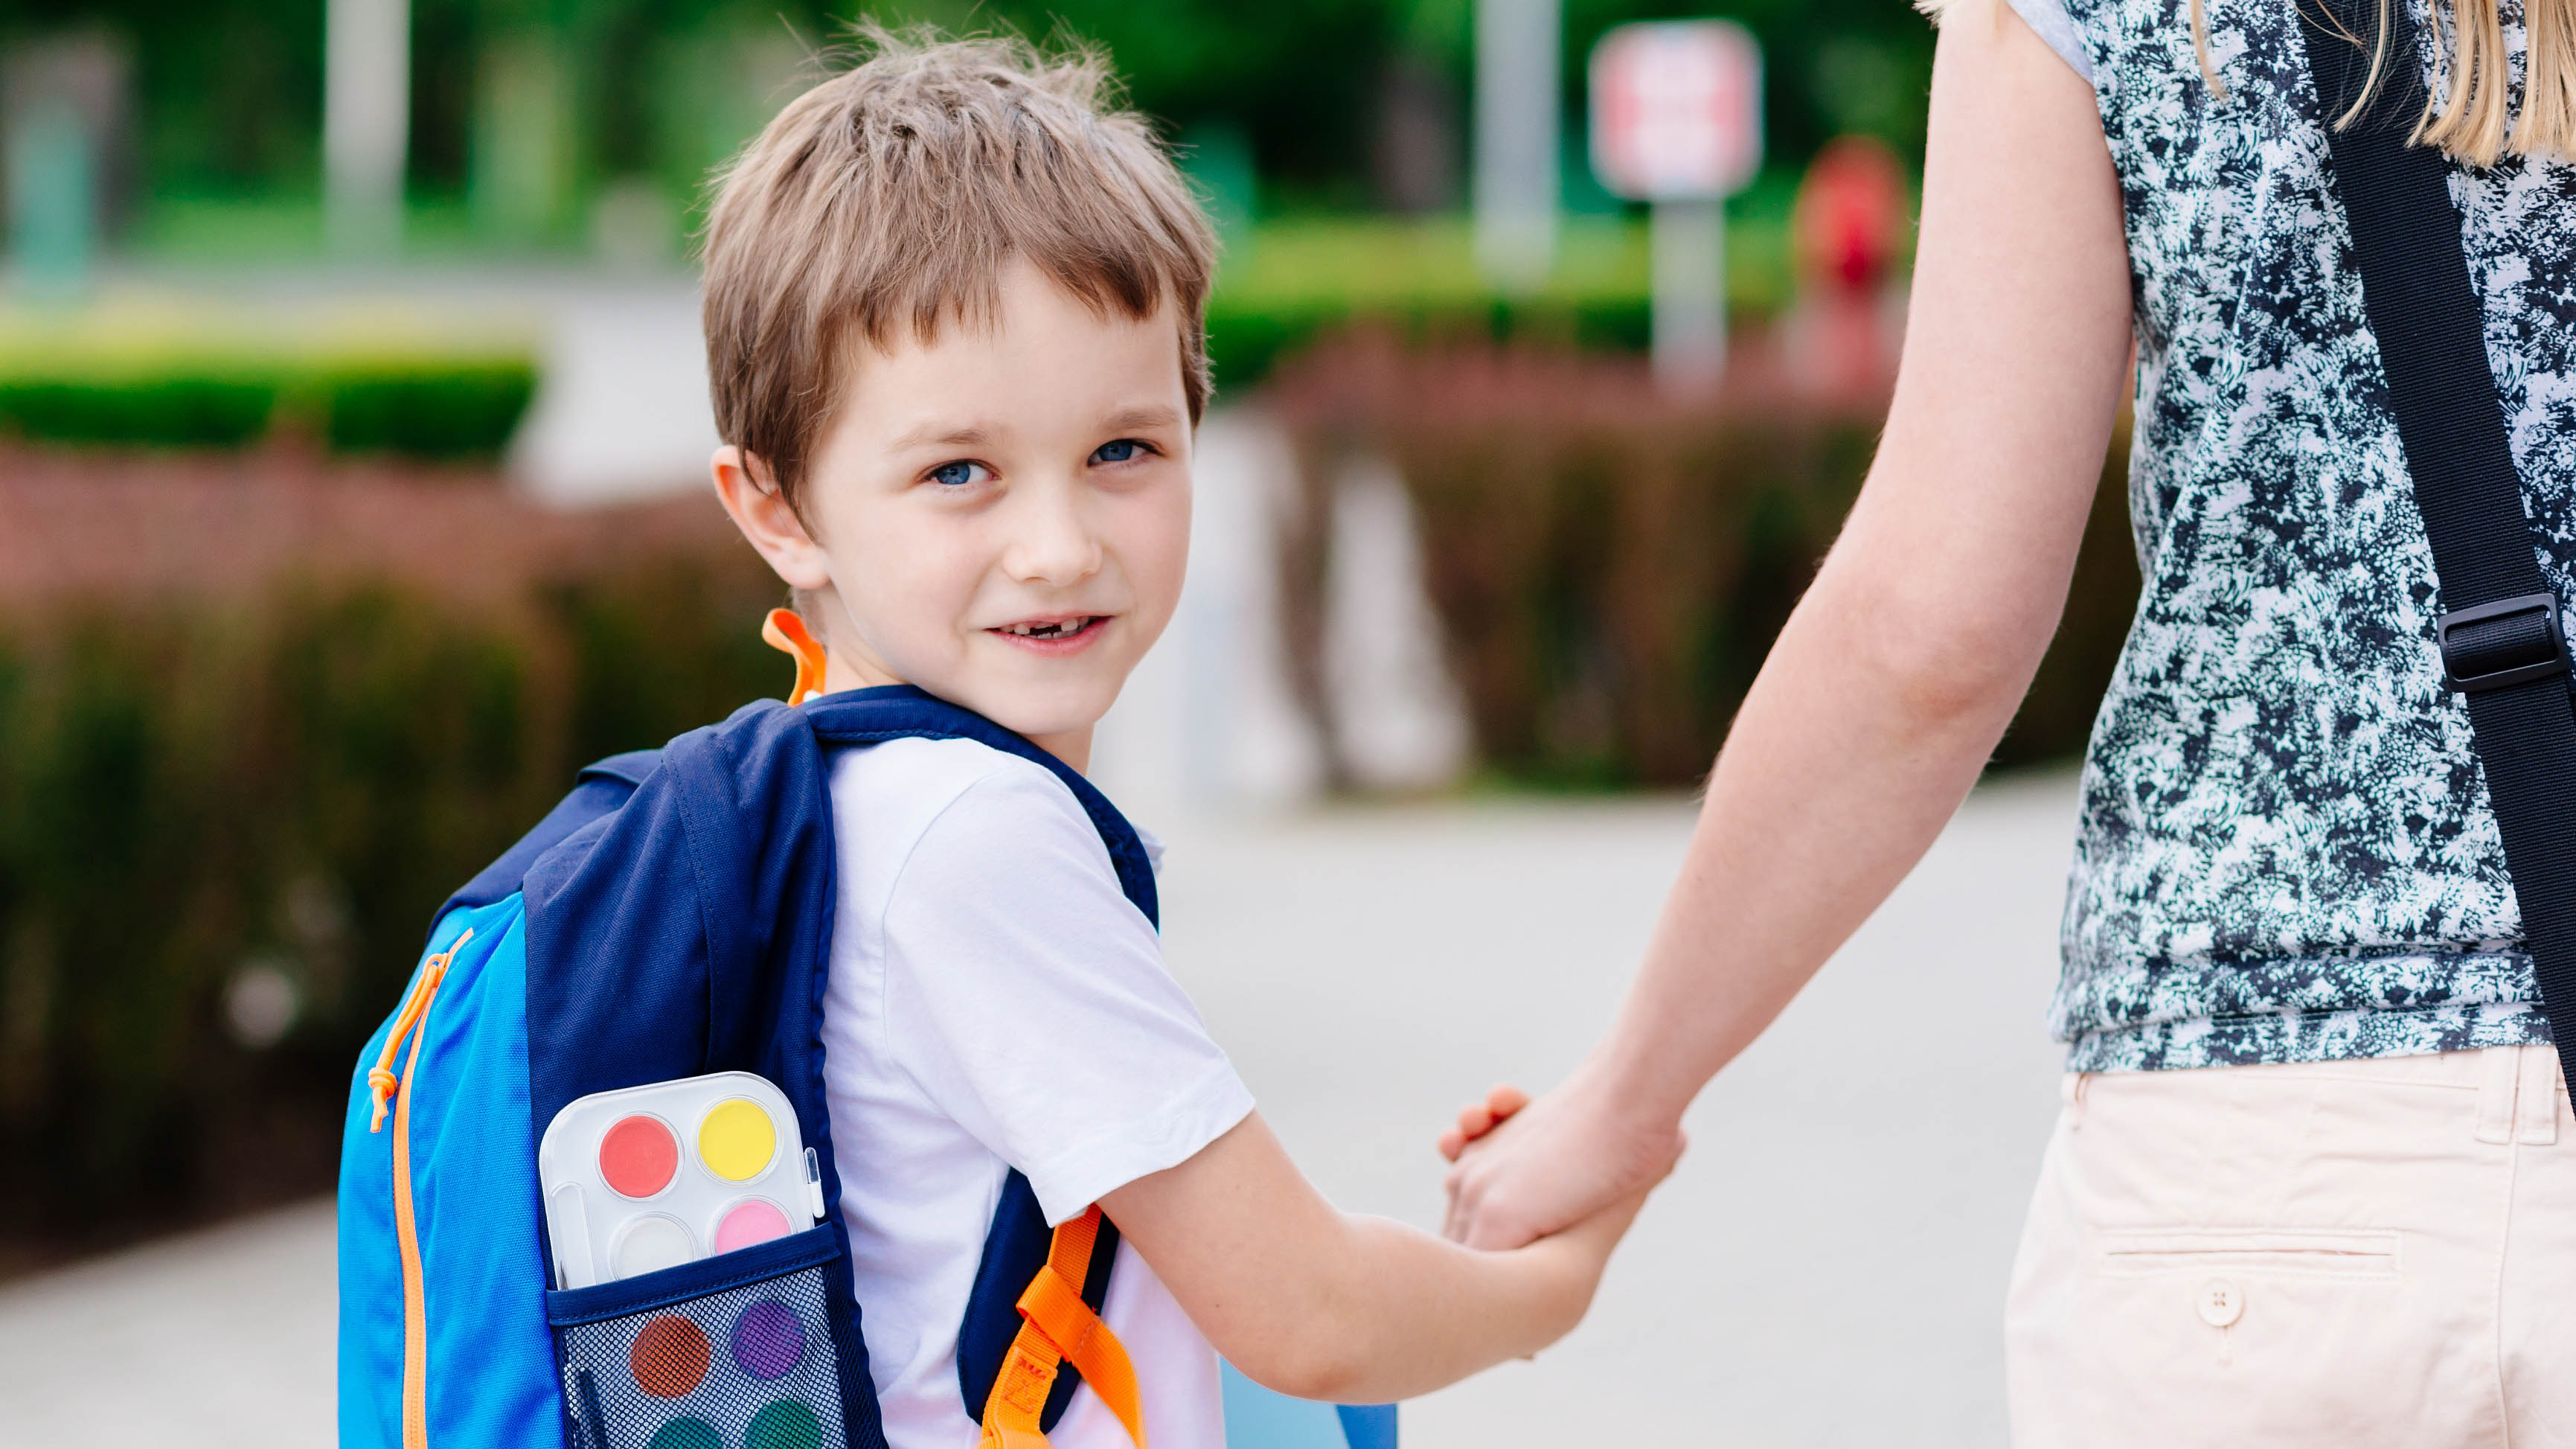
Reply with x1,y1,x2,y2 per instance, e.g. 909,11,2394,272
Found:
318,360,542,459
1210,295,1655,401
0,317,541,461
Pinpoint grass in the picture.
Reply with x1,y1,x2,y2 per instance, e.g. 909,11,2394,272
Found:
1214,175,1800,317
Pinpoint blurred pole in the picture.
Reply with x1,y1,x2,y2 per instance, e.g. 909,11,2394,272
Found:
471,37,565,243
1650,197,1724,393
1181,121,1259,252
1589,21,1761,394
6,100,92,297
3,33,127,298
1473,0,1558,293
325,0,409,258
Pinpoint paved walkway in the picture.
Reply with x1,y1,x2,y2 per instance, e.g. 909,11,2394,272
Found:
0,1199,338,1445
0,773,2079,1447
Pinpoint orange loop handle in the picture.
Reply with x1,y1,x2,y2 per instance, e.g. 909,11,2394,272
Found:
978,1206,1147,1449
762,608,830,706
367,929,472,1133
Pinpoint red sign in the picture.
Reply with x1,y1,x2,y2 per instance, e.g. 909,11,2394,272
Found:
1589,21,1763,202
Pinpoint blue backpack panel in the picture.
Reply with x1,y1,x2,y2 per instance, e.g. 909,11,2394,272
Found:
338,687,1394,1449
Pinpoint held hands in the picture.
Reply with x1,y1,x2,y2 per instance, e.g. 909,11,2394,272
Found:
1438,1064,1687,1251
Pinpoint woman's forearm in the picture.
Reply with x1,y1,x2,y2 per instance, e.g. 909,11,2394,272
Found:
1439,0,2134,1255
1592,547,2062,1125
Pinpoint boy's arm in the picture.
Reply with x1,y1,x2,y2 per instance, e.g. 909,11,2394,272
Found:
1100,1110,1657,1404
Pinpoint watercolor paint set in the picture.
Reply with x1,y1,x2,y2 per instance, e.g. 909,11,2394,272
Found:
542,1072,850,1449
539,1072,823,1290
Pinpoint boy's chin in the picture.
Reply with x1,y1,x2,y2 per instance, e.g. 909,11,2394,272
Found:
946,675,1120,743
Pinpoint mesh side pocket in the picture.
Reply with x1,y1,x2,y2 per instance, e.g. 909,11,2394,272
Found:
554,1256,850,1449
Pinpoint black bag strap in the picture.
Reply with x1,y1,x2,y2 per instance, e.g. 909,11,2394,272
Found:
2298,0,2576,1087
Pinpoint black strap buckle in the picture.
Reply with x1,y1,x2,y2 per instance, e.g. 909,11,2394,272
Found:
2438,592,2572,693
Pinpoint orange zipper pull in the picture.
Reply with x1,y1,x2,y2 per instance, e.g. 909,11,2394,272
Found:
762,608,829,706
368,928,474,1133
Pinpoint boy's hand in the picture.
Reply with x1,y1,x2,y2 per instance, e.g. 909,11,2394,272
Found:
1435,1083,1530,1162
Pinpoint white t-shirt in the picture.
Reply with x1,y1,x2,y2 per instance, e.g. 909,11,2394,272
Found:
820,735,1255,1449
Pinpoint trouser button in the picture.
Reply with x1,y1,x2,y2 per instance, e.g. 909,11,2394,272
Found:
2196,1277,2243,1327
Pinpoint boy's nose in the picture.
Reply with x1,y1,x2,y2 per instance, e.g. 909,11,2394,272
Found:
1002,482,1103,586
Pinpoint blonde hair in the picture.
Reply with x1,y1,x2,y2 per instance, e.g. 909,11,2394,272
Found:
700,29,1217,512
2195,0,2572,164
1923,0,2574,164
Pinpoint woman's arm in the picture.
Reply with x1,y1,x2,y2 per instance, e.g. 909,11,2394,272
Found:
1440,0,2136,1250
1101,1111,1659,1404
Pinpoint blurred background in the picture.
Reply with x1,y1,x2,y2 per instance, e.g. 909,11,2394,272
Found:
0,0,2138,1442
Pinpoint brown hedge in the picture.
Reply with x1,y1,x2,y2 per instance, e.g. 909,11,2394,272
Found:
1264,330,2140,788
0,457,787,1270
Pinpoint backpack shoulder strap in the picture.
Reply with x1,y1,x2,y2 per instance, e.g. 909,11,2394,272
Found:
520,702,839,1130
2298,0,2576,1086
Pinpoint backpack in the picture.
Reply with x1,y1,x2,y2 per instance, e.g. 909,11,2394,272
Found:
336,656,1397,1449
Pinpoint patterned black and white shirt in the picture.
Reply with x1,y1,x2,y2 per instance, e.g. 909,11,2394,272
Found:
2010,0,2576,1069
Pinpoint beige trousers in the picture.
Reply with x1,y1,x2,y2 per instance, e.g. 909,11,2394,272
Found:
2007,1046,2576,1448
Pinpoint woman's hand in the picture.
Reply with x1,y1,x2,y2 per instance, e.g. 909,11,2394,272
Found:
1440,1069,1685,1250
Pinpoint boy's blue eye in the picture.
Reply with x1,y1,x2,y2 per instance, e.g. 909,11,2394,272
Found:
929,461,984,487
1091,438,1142,465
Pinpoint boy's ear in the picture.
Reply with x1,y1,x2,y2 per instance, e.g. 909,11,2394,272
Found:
711,445,833,592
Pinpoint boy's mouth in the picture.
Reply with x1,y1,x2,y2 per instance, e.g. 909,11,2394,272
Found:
990,615,1109,650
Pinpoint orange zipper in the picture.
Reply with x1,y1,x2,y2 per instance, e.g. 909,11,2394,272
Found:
368,927,473,1449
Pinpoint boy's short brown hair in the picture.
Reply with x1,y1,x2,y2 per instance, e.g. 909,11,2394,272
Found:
702,31,1217,513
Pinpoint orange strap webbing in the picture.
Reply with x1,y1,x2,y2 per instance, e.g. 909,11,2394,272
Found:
760,608,829,706
977,1206,1147,1449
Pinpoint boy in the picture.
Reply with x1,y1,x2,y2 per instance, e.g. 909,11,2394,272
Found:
701,33,1661,1448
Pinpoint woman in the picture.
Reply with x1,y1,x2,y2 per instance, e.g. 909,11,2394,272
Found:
1440,0,2576,1439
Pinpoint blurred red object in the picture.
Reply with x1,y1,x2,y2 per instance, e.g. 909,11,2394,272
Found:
1786,136,1909,403
1793,136,1908,292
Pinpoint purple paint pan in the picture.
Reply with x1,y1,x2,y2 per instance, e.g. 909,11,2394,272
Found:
731,1299,806,1381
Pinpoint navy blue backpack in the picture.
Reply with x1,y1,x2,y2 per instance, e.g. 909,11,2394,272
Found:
336,684,1397,1449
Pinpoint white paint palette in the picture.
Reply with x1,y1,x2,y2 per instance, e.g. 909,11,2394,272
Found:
539,1071,823,1290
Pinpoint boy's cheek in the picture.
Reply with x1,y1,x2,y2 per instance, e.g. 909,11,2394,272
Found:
1129,487,1194,621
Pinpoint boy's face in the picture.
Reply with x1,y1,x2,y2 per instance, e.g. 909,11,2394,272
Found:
714,259,1193,769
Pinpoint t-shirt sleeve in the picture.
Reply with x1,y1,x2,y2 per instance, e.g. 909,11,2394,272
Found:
877,760,1255,1226
2007,0,2095,84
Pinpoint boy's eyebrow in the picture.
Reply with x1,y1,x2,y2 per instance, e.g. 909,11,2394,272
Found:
888,421,995,451
1100,405,1183,432
887,405,1181,452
